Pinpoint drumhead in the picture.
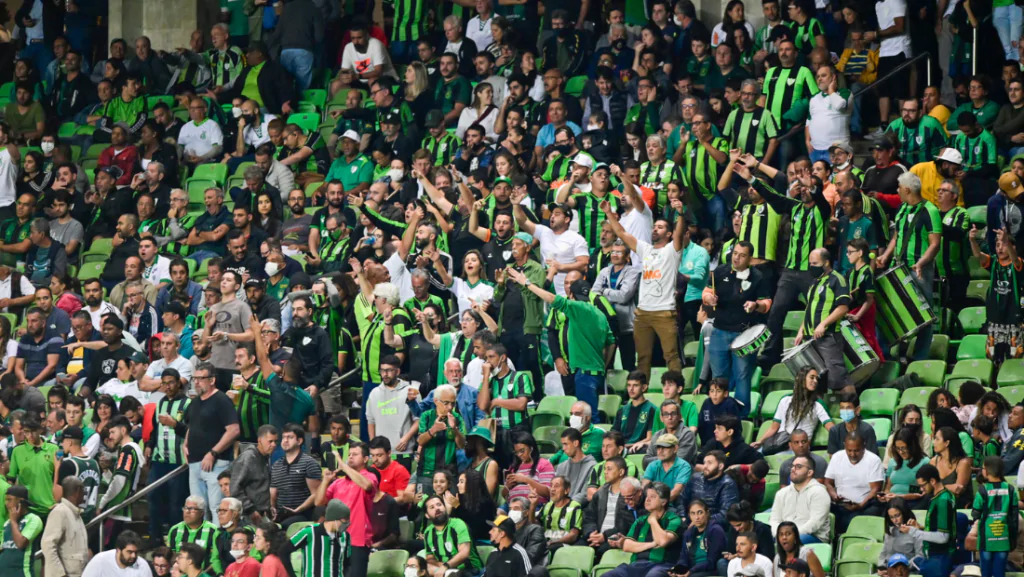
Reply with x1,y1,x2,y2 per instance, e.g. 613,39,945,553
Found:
730,324,767,350
781,339,815,361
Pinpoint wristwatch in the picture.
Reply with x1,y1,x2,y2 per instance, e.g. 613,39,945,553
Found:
524,280,532,287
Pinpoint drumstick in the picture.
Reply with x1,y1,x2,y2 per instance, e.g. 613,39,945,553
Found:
711,271,716,310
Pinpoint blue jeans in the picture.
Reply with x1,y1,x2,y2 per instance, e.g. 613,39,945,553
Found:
921,553,952,577
994,5,1023,59
708,327,755,416
389,41,418,65
574,370,604,424
280,48,314,92
800,534,822,544
810,148,830,163
187,250,222,264
704,193,727,236
981,551,1009,577
851,82,867,134
604,560,675,577
226,153,255,175
19,42,54,78
361,380,379,442
148,460,189,539
188,459,231,521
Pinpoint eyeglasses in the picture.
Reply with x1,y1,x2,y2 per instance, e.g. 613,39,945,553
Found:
217,508,232,513
183,506,203,512
661,411,679,417
438,400,455,406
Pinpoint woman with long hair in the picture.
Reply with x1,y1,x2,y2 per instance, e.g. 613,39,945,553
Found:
49,273,83,317
812,160,838,210
879,428,928,504
515,49,546,101
878,499,924,569
254,522,292,577
931,425,974,508
712,0,757,46
785,0,827,54
752,367,834,454
403,62,435,130
773,522,827,577
624,122,649,163
730,26,755,71
466,427,500,500
681,499,727,577
255,191,283,239
486,17,509,60
442,250,496,315
453,469,497,542
420,302,497,386
0,316,14,377
506,432,555,504
91,394,120,430
845,237,883,359
457,83,500,141
931,407,975,459
882,404,932,466
17,151,52,195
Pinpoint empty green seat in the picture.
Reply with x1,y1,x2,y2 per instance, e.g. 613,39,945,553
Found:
860,389,899,418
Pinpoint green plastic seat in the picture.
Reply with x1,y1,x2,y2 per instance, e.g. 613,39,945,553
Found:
681,367,695,392
287,112,320,133
783,310,804,336
593,550,632,577
531,412,564,431
805,543,833,573
742,420,754,443
301,88,328,109
57,121,78,138
683,340,699,360
859,388,899,418
999,359,1024,388
867,360,900,389
967,206,988,226
191,163,228,186
625,454,645,473
565,76,589,97
538,395,578,419
957,334,989,360
837,516,885,556
598,395,621,423
76,261,104,280
476,546,494,565
897,386,939,411
959,306,987,335
945,377,983,399
286,521,315,538
607,370,628,397
759,390,792,421
549,545,595,577
760,481,780,512
533,426,564,454
950,359,993,386
83,143,108,160
999,385,1024,405
905,360,945,388
366,549,408,577
811,420,833,448
966,280,990,304
864,418,891,446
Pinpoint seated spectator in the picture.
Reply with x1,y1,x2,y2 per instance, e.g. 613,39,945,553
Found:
222,526,261,577
5,82,45,145
680,450,739,526
167,495,224,575
156,259,203,317
613,371,658,453
722,501,775,576
183,187,232,263
506,432,555,506
269,423,321,528
100,215,142,290
119,281,160,346
366,436,412,503
770,455,832,544
682,499,728,577
555,427,598,504
878,428,929,506
641,434,691,506
725,530,774,577
772,521,827,577
14,307,62,388
644,399,698,468
878,499,924,569
826,393,878,455
174,542,211,577
824,431,885,533
582,459,637,555
778,431,829,487
178,98,224,167
96,124,140,186
752,367,834,455
95,356,147,404
599,482,683,577
697,379,744,446
882,405,933,467
32,286,71,338
453,469,497,543
528,474,584,551
80,531,146,577
214,497,245,566
698,414,761,468
126,36,171,95
46,49,94,123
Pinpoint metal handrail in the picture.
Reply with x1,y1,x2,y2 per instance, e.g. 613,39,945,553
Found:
776,52,934,143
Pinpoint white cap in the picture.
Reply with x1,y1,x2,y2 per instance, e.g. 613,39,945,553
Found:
571,154,594,169
935,148,963,165
340,130,360,142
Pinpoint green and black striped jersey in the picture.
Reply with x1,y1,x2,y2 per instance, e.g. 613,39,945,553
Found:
626,511,684,563
761,65,818,125
952,129,998,172
847,264,875,310
893,200,941,267
488,370,534,429
640,159,683,213
571,191,621,250
723,106,780,159
416,408,465,476
424,518,482,571
802,270,851,334
151,395,191,465
356,294,415,383
787,18,825,54
537,499,583,540
925,488,958,555
392,0,427,41
738,200,782,261
236,369,271,443
886,115,947,167
422,132,461,166
168,520,223,575
682,137,729,202
290,523,348,577
588,457,642,487
937,206,970,277
613,399,657,444
754,179,830,271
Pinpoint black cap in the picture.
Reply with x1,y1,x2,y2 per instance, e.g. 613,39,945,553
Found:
291,272,313,290
62,426,84,441
245,278,265,289
486,515,518,537
547,202,574,220
6,485,30,502
103,315,124,330
161,368,181,381
425,110,445,129
98,165,124,180
380,110,401,125
163,301,187,318
870,139,894,151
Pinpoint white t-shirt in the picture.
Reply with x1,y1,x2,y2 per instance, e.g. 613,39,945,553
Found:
0,148,18,208
82,550,155,577
341,38,398,82
875,0,913,57
145,356,195,402
635,240,683,312
532,224,589,296
450,278,495,315
1,339,17,371
774,396,831,436
726,554,775,577
824,449,885,503
384,252,415,303
142,255,172,287
177,119,224,158
620,204,654,263
243,114,277,148
466,16,494,52
0,273,35,312
96,379,150,406
85,302,123,329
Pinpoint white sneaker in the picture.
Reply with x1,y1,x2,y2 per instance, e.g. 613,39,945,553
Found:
864,128,887,142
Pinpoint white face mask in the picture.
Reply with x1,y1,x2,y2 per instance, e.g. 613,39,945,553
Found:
265,262,280,277
229,550,245,561
569,415,585,430
587,124,600,131
405,569,419,577
40,142,54,154
674,15,683,25
508,509,523,524
232,106,243,118
389,169,404,182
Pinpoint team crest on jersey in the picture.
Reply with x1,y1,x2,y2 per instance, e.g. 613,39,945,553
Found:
916,135,923,145
854,229,862,238
639,412,647,423
351,166,358,173
559,517,568,529
440,143,448,152
752,120,759,126
786,78,795,86
446,540,453,552
502,250,512,261
817,285,825,294
756,205,764,215
200,131,207,140
975,146,981,155
944,216,953,225
741,280,751,291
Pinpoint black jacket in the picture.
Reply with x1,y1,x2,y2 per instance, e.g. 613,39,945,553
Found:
220,60,297,115
582,484,639,540
102,237,141,283
46,71,94,121
280,324,335,388
15,0,64,44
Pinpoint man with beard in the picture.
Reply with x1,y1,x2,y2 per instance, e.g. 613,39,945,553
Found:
47,192,83,259
398,211,453,299
934,181,971,316
308,213,352,274
100,214,141,290
226,344,272,446
231,165,282,220
471,204,515,282
129,161,173,218
436,52,472,128
81,531,147,577
366,355,417,457
222,229,267,282
13,307,61,390
422,494,483,576
513,196,588,299
861,138,909,206
452,125,494,174
309,181,353,263
588,222,617,284
79,279,121,330
110,256,158,309
421,110,461,167
950,113,999,206
120,281,160,347
555,161,621,251
281,189,314,255
886,97,947,169
244,279,280,324
156,259,203,317
280,295,334,393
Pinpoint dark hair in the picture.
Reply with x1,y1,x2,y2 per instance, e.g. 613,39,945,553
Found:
179,543,206,569
916,463,941,483
927,389,961,415
973,414,996,437
726,501,756,524
115,530,142,551
458,468,490,513
983,455,1006,480
891,426,924,469
92,395,119,426
329,414,351,431
715,414,741,441
931,407,968,434
510,431,541,477
281,423,303,441
978,391,1011,419
369,436,392,453
660,370,685,390
935,426,968,462
884,498,916,536
704,450,726,466
709,378,730,392
561,427,582,444
256,521,293,565
775,521,800,560
217,470,231,481
603,429,626,448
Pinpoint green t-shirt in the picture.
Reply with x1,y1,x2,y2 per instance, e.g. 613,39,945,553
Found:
948,100,1001,131
0,218,30,266
102,96,147,125
0,513,42,577
416,408,466,476
325,154,373,192
626,511,684,563
3,102,43,140
551,296,615,373
613,399,657,444
220,0,249,37
705,65,751,93
424,518,481,571
435,76,471,116
8,442,57,517
836,215,876,274
973,481,1018,552
549,424,605,465
952,129,998,172
243,61,266,107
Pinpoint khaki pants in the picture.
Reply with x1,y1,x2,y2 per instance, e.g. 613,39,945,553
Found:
633,309,681,379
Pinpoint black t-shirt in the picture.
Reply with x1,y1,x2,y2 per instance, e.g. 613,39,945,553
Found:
710,266,771,333
697,439,761,468
448,208,487,277
486,543,533,577
184,391,240,462
405,334,438,392
369,493,400,544
222,252,267,281
481,235,514,282
85,344,134,392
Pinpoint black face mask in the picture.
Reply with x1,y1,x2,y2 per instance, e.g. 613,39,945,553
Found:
243,114,258,125
612,39,626,52
553,144,571,155
808,265,824,277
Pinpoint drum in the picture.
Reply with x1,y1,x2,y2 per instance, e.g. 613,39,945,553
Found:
730,324,771,357
781,339,827,377
875,265,937,344
840,320,879,387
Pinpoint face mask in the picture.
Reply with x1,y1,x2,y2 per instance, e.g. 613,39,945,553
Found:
508,509,523,524
553,144,570,155
569,415,585,430
405,569,419,577
389,169,405,182
232,106,243,118
229,550,245,561
840,409,856,423
40,142,54,154
612,39,626,51
243,114,257,126
265,262,280,277
808,265,824,277
903,423,921,435
674,15,683,25
587,124,600,131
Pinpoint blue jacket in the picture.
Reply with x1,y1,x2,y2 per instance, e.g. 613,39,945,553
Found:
127,302,161,350
679,472,739,528
408,382,487,431
681,522,728,573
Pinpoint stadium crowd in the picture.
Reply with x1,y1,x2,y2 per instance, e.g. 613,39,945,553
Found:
8,1,1024,577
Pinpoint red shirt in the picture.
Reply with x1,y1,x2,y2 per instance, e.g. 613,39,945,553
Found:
257,554,289,577
374,460,411,498
223,556,261,577
324,469,378,547
97,145,139,185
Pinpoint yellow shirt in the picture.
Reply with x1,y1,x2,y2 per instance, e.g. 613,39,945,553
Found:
929,104,952,136
910,160,963,206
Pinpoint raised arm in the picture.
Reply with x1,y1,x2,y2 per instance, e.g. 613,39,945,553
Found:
511,189,537,236
399,208,423,261
416,169,455,215
601,201,637,253
671,199,686,251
